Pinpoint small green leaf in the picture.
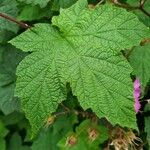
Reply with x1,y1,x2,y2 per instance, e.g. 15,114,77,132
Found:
8,133,31,150
129,43,150,89
32,128,60,150
8,133,21,150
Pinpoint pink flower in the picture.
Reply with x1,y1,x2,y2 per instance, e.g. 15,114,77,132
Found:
134,79,141,113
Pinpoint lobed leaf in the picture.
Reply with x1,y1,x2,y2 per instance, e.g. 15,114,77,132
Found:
10,0,150,135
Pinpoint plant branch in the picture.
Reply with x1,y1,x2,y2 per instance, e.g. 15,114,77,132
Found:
0,13,32,29
139,6,150,17
111,0,139,10
140,0,147,7
111,0,150,17
139,0,150,17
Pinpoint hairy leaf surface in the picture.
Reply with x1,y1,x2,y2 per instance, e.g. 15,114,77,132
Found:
10,0,150,135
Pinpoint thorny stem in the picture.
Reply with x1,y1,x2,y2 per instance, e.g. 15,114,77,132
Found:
0,13,32,29
111,0,150,17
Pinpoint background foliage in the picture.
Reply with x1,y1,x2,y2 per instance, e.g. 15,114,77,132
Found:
0,0,150,149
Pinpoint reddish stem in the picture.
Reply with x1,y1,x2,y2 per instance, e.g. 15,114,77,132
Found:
0,13,31,29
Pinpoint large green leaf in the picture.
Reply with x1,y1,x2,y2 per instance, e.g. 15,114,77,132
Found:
129,43,150,89
18,0,50,8
10,0,150,135
0,0,19,33
31,128,56,150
